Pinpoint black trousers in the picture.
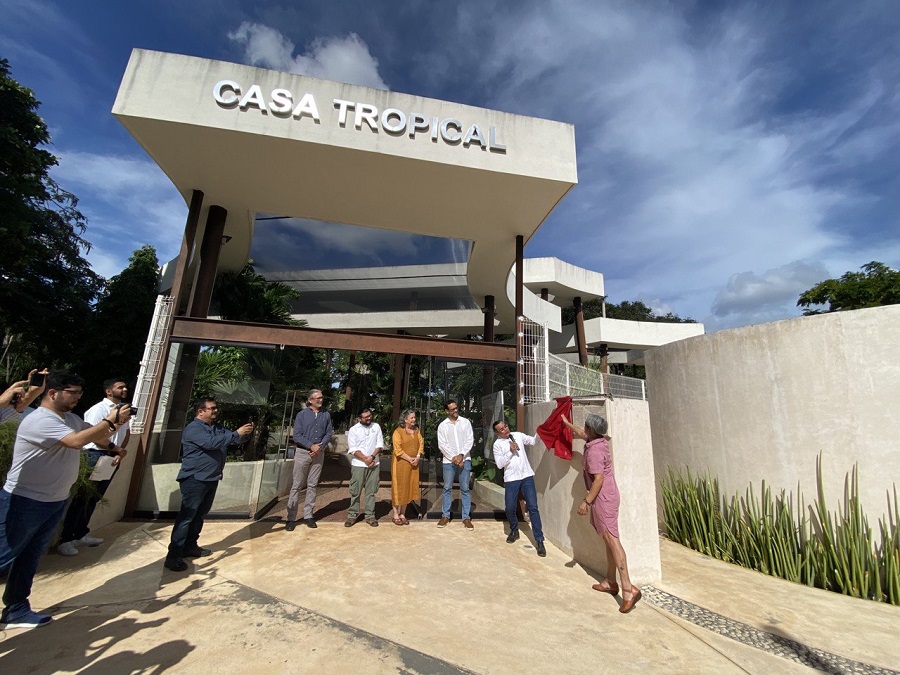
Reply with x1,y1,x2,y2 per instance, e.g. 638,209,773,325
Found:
167,477,218,557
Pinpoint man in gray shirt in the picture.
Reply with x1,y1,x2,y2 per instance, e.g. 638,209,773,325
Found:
1,372,131,629
286,389,333,531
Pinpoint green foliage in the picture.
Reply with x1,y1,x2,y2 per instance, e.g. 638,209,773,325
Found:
661,456,900,604
797,261,900,314
81,245,160,389
0,420,18,482
561,298,696,326
212,262,302,325
0,58,102,378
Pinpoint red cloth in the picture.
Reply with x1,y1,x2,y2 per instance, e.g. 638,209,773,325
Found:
536,396,574,460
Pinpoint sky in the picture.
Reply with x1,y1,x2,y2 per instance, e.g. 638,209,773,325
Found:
2,0,898,331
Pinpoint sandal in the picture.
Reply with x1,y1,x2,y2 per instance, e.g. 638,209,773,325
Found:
392,517,403,526
399,516,410,525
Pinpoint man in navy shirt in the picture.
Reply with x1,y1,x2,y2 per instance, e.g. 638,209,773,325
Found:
164,398,253,572
286,389,333,531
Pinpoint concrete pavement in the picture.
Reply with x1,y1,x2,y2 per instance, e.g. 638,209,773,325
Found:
1,519,897,673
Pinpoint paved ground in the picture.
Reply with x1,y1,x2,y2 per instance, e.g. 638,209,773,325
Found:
1,519,898,674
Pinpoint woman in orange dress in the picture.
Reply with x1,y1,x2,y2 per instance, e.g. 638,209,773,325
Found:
391,409,424,525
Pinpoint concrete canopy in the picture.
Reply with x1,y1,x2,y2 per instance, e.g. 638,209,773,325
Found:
113,49,577,328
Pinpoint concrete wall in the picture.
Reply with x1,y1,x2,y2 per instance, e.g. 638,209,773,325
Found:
523,398,661,584
644,304,900,522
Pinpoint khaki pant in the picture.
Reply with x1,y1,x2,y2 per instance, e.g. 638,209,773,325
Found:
286,450,325,521
348,464,380,520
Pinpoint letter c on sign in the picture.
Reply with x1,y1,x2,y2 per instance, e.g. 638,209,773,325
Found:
213,80,241,107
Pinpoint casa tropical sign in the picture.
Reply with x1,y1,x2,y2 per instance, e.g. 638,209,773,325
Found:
212,80,507,153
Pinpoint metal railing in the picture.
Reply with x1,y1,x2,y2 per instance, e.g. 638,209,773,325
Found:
548,354,646,400
519,317,647,402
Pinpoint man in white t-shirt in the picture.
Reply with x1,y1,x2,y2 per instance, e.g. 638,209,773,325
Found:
436,400,475,529
0,372,131,629
344,408,383,527
492,420,546,557
57,378,131,557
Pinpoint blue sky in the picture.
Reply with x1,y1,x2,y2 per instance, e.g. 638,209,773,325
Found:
2,0,898,330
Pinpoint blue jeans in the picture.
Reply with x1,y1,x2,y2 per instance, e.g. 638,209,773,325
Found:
168,478,218,557
60,449,118,544
441,460,471,519
0,489,67,615
505,475,543,543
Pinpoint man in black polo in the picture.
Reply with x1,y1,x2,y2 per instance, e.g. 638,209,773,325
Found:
164,397,253,572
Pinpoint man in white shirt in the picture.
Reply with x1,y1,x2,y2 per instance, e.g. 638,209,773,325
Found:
492,420,546,557
345,408,383,527
436,400,474,530
57,378,131,557
0,372,131,629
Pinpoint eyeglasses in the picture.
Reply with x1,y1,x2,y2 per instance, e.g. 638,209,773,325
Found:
446,406,458,412
203,406,218,411
59,389,84,397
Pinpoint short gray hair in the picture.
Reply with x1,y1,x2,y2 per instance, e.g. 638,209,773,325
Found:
400,409,416,424
307,389,322,401
584,414,608,437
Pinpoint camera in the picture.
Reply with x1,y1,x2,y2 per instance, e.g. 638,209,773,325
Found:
116,402,138,416
29,372,45,388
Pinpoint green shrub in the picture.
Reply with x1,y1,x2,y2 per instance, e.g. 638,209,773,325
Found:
661,455,899,605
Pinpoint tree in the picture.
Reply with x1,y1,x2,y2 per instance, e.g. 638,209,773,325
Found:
0,58,101,378
212,262,302,325
561,298,696,325
797,261,900,315
81,245,160,389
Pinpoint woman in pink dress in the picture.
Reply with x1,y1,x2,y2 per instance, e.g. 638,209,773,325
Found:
562,413,641,613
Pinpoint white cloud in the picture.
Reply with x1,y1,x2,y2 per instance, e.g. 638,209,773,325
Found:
711,260,829,321
459,1,899,330
51,152,187,278
227,22,388,90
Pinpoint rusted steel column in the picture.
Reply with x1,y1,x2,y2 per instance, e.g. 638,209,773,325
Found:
159,205,228,465
187,205,228,318
515,235,524,427
128,190,203,516
574,296,588,366
482,294,495,398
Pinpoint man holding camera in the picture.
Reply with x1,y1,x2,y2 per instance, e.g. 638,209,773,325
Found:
0,372,131,629
164,397,253,572
0,369,48,424
57,378,131,557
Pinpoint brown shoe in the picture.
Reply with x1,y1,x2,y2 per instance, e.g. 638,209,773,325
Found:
437,517,450,528
463,519,474,530
592,580,619,595
619,586,642,613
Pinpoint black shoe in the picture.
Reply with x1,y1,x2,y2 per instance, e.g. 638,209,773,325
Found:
183,547,211,558
164,557,188,572
285,521,296,532
507,529,520,544
536,541,547,557
304,518,318,529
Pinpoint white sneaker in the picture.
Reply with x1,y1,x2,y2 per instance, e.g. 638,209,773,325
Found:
75,535,103,547
57,541,79,556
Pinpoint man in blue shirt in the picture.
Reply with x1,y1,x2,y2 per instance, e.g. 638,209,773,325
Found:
164,398,253,572
286,389,333,531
